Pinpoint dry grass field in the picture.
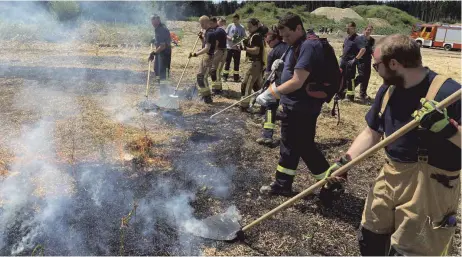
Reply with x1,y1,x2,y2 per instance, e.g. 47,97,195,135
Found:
0,23,460,255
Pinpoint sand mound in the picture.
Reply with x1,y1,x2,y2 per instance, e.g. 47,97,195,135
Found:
366,18,391,27
312,7,363,22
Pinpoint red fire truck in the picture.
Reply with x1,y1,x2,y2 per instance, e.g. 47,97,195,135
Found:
411,23,461,51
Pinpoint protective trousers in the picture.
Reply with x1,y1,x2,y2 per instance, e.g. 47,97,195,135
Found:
223,49,241,81
359,157,460,256
154,48,172,81
354,60,372,98
262,101,279,139
274,106,330,188
339,59,356,99
240,61,262,108
196,54,212,97
210,49,227,91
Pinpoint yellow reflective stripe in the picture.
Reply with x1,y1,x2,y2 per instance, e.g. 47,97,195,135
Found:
198,87,210,93
277,165,296,176
267,110,272,122
264,122,275,129
312,171,328,181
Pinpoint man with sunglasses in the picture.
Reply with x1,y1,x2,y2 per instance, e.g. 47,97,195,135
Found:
326,34,461,256
338,21,366,101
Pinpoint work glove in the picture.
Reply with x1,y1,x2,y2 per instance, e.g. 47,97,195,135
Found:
148,51,156,61
412,98,459,138
255,83,280,106
271,59,284,72
197,31,203,39
324,154,351,184
188,52,197,59
347,58,358,67
319,154,351,206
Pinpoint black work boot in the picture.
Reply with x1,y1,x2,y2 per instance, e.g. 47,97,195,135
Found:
260,181,293,197
233,74,240,82
346,94,355,102
212,89,223,96
202,95,213,104
222,73,228,82
318,182,345,207
260,173,294,197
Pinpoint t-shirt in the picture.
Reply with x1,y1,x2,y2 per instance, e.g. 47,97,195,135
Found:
359,35,375,63
342,33,365,60
203,28,216,55
246,32,264,62
214,27,227,49
365,69,461,171
266,41,289,85
226,23,246,49
280,35,325,112
154,23,171,49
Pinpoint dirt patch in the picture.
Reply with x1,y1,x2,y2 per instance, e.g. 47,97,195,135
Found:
311,7,364,22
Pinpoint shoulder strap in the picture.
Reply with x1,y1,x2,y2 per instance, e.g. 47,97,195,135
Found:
426,75,449,101
378,85,395,118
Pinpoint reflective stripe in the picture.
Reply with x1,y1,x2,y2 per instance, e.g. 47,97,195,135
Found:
313,171,328,181
267,110,272,123
346,90,355,96
223,70,230,75
264,122,275,129
277,165,296,176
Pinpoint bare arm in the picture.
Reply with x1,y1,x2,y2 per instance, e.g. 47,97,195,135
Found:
276,68,309,94
155,43,166,53
195,43,210,56
346,126,382,159
355,48,366,60
245,46,260,55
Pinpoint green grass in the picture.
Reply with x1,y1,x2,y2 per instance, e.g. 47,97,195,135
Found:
228,2,420,35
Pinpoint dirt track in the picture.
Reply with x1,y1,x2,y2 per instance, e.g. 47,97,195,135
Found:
0,32,460,255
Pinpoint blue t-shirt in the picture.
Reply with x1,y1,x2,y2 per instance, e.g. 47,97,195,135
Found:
365,69,461,171
359,35,375,63
342,33,365,60
280,36,325,112
214,27,227,49
154,24,171,49
203,28,216,55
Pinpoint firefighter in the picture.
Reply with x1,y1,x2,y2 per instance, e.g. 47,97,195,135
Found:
354,24,375,102
223,14,246,82
237,18,264,112
189,16,216,104
256,25,289,146
326,34,461,256
256,13,333,197
338,21,366,101
148,14,172,82
210,17,228,96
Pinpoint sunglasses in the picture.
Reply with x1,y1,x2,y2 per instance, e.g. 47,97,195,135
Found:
373,61,383,72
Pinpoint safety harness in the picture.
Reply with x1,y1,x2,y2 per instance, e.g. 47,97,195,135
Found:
379,74,459,188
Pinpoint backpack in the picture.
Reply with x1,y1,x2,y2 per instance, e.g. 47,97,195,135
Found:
293,36,342,103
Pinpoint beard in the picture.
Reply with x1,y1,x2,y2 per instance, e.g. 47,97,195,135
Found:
383,68,405,88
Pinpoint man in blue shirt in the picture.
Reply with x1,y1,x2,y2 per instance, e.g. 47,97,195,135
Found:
210,17,228,95
354,24,375,102
148,15,172,82
326,34,461,256
256,13,333,198
189,16,216,104
338,21,366,101
223,14,246,82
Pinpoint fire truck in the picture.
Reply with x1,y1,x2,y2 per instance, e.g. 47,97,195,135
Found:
411,23,461,51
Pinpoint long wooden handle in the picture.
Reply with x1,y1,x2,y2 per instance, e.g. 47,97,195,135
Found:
173,36,201,94
242,89,461,232
145,43,153,98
